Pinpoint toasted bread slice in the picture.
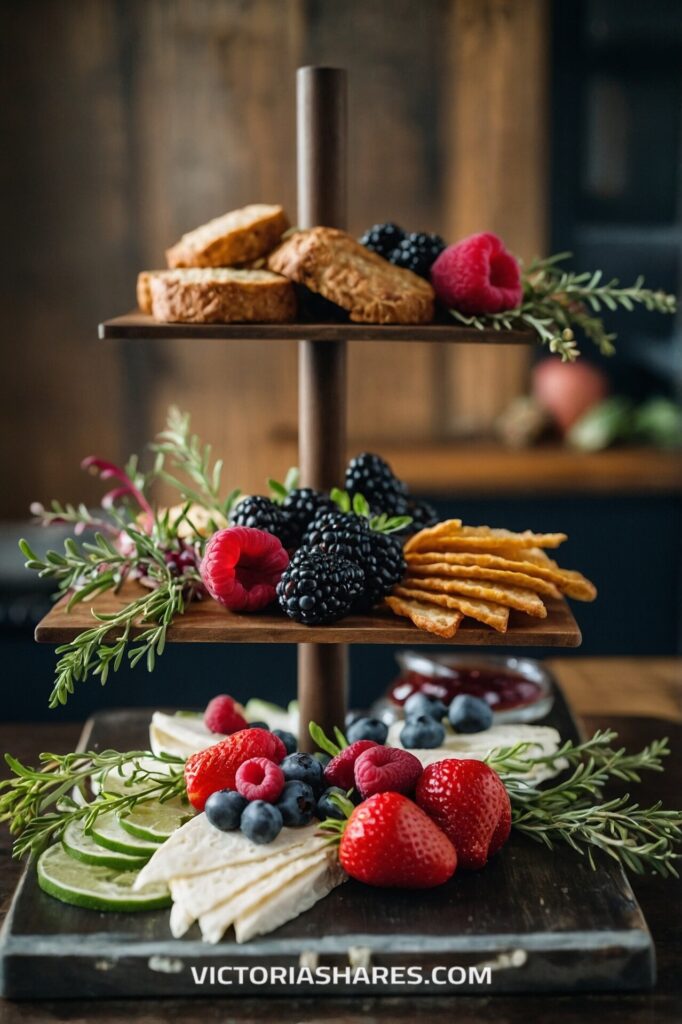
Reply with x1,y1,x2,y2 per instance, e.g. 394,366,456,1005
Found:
267,227,435,324
166,204,289,269
146,268,296,324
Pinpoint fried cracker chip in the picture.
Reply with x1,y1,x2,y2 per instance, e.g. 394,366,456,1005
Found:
408,528,567,556
405,550,596,602
404,562,561,600
403,519,463,554
393,585,509,633
384,594,464,638
403,575,547,618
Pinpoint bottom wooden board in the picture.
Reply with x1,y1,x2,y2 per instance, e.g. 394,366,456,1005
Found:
0,686,654,999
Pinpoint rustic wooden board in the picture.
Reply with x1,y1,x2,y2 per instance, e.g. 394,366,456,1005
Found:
0,688,654,999
99,312,534,345
35,584,582,647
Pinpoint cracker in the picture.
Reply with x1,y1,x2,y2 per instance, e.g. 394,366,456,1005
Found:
405,550,596,601
404,562,561,599
403,519,463,554
403,576,547,618
393,586,509,633
407,528,567,555
384,595,464,638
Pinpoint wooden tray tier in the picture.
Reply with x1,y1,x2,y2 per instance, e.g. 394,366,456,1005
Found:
35,583,582,647
99,312,535,345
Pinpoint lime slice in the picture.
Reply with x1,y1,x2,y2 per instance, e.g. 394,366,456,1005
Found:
37,844,170,912
119,796,193,843
99,758,174,798
62,820,151,870
89,811,161,857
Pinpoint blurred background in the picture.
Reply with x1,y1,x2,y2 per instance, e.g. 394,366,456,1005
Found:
1,0,680,721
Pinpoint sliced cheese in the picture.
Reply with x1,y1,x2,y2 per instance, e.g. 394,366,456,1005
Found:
197,848,345,944
170,900,195,939
134,814,320,890
150,712,224,759
386,722,564,783
169,834,329,924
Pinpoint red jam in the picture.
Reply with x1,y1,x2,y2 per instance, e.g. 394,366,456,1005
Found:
388,666,542,712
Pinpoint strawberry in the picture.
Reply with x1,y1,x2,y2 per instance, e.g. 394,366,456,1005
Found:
184,728,287,810
203,694,248,735
323,740,379,790
339,792,457,888
416,759,511,870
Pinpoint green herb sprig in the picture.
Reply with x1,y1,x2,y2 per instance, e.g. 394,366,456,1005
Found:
449,252,676,361
0,749,186,858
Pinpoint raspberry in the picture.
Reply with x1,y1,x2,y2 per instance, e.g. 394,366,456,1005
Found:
323,739,379,791
203,694,248,735
200,526,289,612
353,745,423,798
430,232,522,315
184,728,287,810
235,757,285,803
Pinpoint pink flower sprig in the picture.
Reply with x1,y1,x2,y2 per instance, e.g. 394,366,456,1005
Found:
81,457,154,517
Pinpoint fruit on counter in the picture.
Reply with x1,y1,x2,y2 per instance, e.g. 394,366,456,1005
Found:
448,694,494,734
203,694,248,735
338,791,457,888
400,715,446,750
359,223,446,278
184,728,287,810
280,487,336,546
204,789,248,832
235,758,286,803
279,753,324,794
532,358,609,435
323,739,379,790
344,452,438,530
359,222,406,257
315,786,349,821
345,717,389,745
37,844,171,912
404,692,448,721
229,495,296,549
200,526,289,612
430,232,522,315
272,728,297,755
276,780,316,826
416,759,511,870
353,746,423,799
240,800,284,845
276,548,364,625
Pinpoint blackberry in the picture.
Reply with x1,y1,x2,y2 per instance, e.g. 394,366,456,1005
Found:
364,530,405,608
277,549,364,626
405,497,440,532
344,453,408,516
281,487,336,546
390,232,446,278
229,496,296,549
359,222,406,259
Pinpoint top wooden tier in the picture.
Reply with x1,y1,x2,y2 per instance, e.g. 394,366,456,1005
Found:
99,313,535,345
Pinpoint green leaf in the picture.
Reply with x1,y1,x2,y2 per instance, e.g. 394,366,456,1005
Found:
268,479,289,504
351,493,370,518
309,722,341,758
283,466,300,493
330,488,351,513
333,726,349,750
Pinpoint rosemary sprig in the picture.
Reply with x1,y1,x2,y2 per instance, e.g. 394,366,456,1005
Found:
0,749,186,858
150,406,240,518
486,732,682,877
449,252,676,361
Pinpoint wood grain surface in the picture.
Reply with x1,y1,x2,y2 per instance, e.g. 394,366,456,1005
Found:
34,583,582,647
1,659,680,1020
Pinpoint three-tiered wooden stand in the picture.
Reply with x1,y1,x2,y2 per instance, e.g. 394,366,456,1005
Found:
1,66,655,1000
36,66,580,751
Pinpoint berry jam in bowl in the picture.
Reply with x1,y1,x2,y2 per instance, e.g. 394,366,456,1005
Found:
374,652,554,726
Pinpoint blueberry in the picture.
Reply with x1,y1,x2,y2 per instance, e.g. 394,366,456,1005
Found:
346,717,388,745
400,715,445,749
448,694,493,734
272,728,297,755
316,786,347,821
404,693,448,721
276,780,316,826
240,800,283,844
205,789,248,831
280,753,324,794
345,710,364,730
247,720,270,730
313,751,332,768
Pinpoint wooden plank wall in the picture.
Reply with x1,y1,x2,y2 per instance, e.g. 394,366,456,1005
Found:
0,0,547,518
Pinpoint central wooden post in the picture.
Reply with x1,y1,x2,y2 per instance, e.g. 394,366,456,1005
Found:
296,66,349,752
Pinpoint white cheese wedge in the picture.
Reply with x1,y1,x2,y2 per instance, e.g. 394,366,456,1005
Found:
134,814,321,889
170,900,195,939
150,712,224,759
197,847,346,944
387,722,564,783
169,834,329,929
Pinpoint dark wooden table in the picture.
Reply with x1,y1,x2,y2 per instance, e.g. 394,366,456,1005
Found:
2,659,681,1023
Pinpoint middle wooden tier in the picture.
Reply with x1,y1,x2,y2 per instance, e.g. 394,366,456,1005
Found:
35,583,582,647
